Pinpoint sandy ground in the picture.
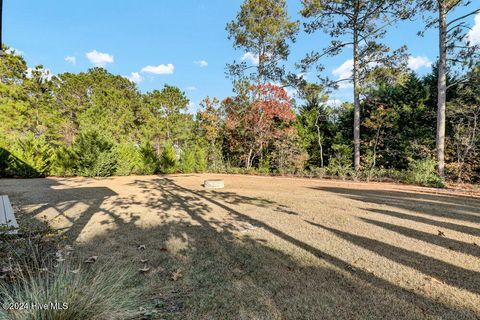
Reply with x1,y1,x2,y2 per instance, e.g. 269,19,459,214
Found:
1,174,480,319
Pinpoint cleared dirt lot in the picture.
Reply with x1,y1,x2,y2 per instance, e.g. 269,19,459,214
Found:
1,174,480,319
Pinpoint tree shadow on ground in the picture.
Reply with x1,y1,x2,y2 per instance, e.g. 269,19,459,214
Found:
2,177,479,319
0,178,123,241
100,178,479,319
309,186,480,223
365,208,480,237
306,221,480,295
359,217,480,257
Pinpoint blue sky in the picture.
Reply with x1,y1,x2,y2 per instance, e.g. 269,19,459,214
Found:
4,0,480,112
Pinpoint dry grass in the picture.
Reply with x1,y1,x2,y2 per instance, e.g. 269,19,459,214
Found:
1,174,479,319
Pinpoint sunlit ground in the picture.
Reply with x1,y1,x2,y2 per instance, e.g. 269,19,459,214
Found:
2,174,480,319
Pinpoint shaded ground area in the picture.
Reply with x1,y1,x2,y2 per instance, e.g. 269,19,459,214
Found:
1,175,480,319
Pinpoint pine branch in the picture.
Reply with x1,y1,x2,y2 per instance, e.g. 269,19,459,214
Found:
447,9,480,27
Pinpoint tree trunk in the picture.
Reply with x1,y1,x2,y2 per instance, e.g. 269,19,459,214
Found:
315,112,324,168
246,148,254,169
155,136,161,156
372,126,382,169
353,28,361,171
257,41,265,88
0,0,3,55
258,57,263,88
436,4,447,178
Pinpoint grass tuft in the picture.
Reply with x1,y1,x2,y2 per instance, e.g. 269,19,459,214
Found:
0,261,137,320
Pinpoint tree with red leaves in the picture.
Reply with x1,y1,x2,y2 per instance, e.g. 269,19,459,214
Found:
224,83,296,169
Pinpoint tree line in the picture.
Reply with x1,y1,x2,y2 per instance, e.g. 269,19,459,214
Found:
226,0,479,181
0,0,479,186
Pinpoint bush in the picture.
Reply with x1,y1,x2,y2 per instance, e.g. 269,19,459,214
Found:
258,157,270,174
138,141,159,175
0,261,136,320
6,133,53,178
160,142,178,174
180,145,196,173
51,145,78,177
0,147,9,177
225,166,242,174
271,133,308,175
206,145,224,172
402,158,445,188
326,144,353,179
195,146,207,173
115,142,142,176
308,166,326,178
73,131,117,177
361,167,390,182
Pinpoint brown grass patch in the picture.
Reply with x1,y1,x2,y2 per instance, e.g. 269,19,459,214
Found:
1,174,479,319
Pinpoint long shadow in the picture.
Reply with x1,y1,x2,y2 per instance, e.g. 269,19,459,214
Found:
309,186,480,224
4,177,479,318
0,147,43,178
123,178,477,319
366,208,480,237
360,217,480,257
307,221,480,295
0,178,120,242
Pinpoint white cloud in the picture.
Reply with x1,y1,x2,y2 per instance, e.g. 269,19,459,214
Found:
141,64,175,75
194,60,208,67
86,50,114,67
332,59,353,80
187,101,198,113
186,86,197,91
270,82,297,98
128,72,143,84
241,52,259,65
298,72,308,81
65,56,76,65
26,67,53,81
332,59,353,88
26,67,34,78
407,55,432,71
325,99,343,108
285,87,297,98
6,47,23,56
467,13,480,46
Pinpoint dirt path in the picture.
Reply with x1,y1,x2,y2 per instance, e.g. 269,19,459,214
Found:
1,174,479,319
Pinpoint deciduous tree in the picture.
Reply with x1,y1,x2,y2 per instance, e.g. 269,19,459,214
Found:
224,84,296,168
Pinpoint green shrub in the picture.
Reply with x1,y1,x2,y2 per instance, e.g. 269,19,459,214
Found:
258,157,270,174
0,148,10,177
138,141,159,175
160,142,178,174
0,261,136,320
326,144,353,179
362,167,389,182
115,142,142,176
271,133,308,175
206,146,224,172
195,146,207,173
180,145,196,173
73,131,117,177
402,158,445,188
225,166,242,174
308,166,326,178
6,133,53,178
245,167,258,175
51,145,78,177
